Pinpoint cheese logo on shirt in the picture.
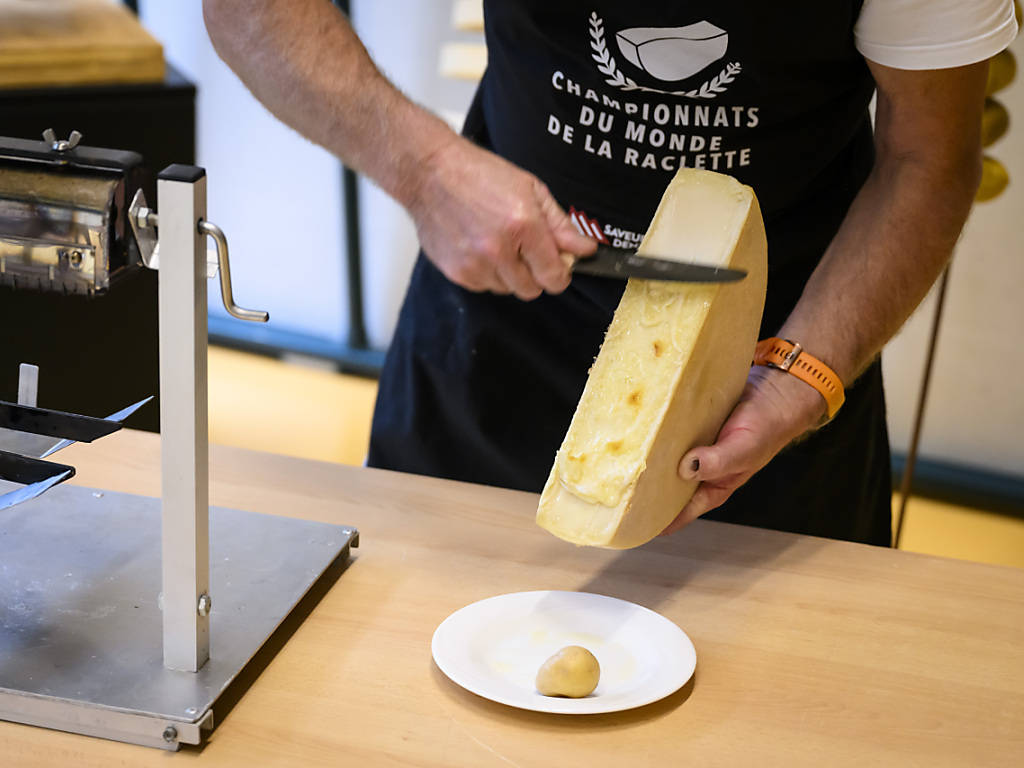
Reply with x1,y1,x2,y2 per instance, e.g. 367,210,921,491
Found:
544,12,759,175
590,12,741,98
617,21,727,81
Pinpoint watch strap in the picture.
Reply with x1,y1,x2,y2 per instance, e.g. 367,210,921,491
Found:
753,338,845,421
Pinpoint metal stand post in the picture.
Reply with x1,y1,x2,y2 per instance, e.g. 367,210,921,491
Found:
156,165,211,671
894,264,952,548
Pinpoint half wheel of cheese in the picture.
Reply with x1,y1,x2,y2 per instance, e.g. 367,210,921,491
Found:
537,168,768,548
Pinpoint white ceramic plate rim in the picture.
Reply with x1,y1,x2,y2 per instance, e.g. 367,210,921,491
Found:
431,590,696,714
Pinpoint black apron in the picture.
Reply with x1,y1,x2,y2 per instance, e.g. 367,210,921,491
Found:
368,1,892,546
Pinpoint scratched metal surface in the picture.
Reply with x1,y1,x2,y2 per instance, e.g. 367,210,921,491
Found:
0,483,355,721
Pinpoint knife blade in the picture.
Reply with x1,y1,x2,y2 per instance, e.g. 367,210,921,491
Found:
571,243,746,283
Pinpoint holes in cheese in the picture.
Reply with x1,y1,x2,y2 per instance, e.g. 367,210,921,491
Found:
537,168,767,549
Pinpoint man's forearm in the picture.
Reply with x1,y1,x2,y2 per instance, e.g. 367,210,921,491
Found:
203,0,455,207
668,134,983,530
204,0,595,300
778,152,980,386
778,61,987,387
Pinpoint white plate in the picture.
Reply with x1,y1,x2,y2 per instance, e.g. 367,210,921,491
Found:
431,590,696,714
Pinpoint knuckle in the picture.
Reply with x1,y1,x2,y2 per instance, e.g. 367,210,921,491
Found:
470,237,501,263
505,216,529,238
495,249,521,269
504,269,540,299
544,277,570,295
539,269,569,293
517,286,543,301
502,204,532,235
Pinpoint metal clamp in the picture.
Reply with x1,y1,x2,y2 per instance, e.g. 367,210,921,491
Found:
198,219,269,323
128,189,159,269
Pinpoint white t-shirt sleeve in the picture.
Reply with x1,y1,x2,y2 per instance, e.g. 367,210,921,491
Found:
855,0,1019,70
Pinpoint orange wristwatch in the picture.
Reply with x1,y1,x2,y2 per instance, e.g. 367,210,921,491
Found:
753,338,845,421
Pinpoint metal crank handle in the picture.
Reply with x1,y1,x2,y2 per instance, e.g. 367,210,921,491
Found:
198,219,269,323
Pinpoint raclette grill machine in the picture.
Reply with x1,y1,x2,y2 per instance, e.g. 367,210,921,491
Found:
0,132,358,750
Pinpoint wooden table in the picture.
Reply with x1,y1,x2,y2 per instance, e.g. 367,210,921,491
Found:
2,430,1022,766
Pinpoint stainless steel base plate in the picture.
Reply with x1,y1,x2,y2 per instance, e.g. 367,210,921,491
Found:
0,483,357,750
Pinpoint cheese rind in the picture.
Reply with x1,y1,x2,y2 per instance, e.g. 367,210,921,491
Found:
536,168,767,549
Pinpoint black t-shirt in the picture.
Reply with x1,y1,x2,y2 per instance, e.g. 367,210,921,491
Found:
471,2,877,330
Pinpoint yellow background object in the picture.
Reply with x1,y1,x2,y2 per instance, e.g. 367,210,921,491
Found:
976,155,1010,202
986,49,1017,96
981,98,1010,146
208,346,377,465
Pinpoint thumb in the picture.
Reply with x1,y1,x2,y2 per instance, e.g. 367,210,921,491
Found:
678,427,761,483
678,446,719,482
534,180,597,255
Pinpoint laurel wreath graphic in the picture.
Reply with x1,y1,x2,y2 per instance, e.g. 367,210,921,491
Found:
589,12,740,99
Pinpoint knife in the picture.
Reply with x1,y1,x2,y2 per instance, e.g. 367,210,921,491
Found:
570,243,746,283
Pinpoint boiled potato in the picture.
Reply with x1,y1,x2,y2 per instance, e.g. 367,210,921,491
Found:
535,645,600,698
